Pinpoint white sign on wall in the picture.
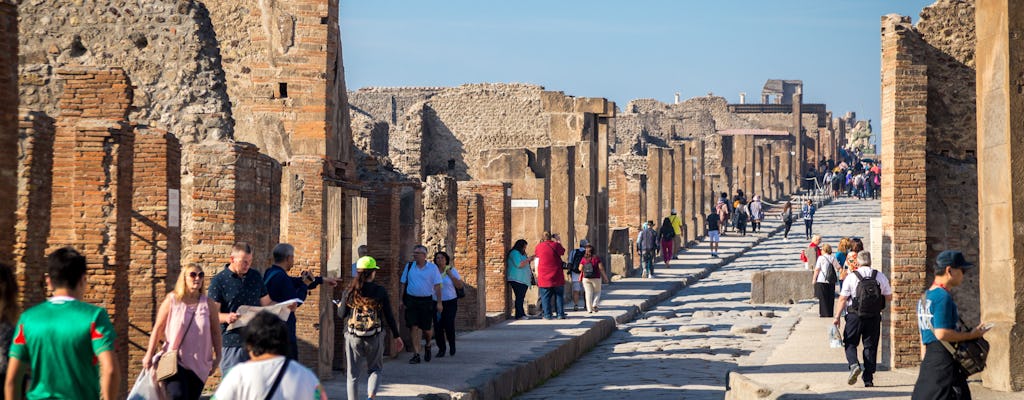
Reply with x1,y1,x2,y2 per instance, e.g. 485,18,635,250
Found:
511,199,539,208
168,189,180,228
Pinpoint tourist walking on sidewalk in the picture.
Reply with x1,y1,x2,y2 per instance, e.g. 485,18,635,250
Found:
669,209,683,254
505,240,534,320
567,241,587,311
804,235,821,271
264,243,339,360
143,264,222,400
716,194,731,234
636,222,659,278
535,232,567,319
706,207,721,258
812,244,841,318
748,196,765,233
734,205,749,236
912,250,990,400
433,251,462,358
801,199,816,239
6,247,119,400
213,312,327,399
341,256,403,400
659,217,676,265
399,245,443,364
832,251,892,387
577,244,609,313
835,238,851,287
779,201,794,240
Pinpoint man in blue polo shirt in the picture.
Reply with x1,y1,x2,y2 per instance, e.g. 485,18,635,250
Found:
912,250,990,399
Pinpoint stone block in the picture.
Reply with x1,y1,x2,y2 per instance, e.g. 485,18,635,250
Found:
750,270,815,304
573,97,607,114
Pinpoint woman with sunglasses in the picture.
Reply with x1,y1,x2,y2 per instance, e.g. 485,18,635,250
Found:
144,264,222,400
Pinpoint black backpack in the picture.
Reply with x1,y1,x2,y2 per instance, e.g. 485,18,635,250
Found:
567,248,585,274
824,258,838,284
851,270,885,317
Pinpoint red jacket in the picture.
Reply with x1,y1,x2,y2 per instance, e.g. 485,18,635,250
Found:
534,240,566,287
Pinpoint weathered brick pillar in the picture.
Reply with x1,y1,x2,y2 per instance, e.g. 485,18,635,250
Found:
127,128,181,377
463,182,512,316
661,148,676,228
672,142,687,242
881,16,929,369
745,136,756,197
0,0,18,264
781,142,793,195
646,148,665,223
550,146,575,246
423,175,458,255
681,142,696,243
14,112,54,306
48,68,134,392
792,93,804,181
184,141,279,273
574,141,597,246
696,140,704,232
281,156,336,377
976,0,1024,390
754,145,765,199
455,189,486,329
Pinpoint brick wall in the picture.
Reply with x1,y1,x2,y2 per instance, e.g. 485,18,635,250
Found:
14,111,53,305
454,190,486,329
422,175,458,255
463,182,512,315
47,68,134,393
0,1,16,265
881,15,930,368
127,128,181,376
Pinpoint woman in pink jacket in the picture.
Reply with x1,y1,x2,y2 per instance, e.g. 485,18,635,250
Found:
534,232,566,320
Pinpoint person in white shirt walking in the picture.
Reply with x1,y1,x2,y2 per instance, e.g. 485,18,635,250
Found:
832,251,892,387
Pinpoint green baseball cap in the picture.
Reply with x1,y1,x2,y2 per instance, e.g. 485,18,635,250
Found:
356,256,379,270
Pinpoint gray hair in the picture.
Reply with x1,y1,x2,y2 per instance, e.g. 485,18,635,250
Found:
413,245,428,254
272,243,295,263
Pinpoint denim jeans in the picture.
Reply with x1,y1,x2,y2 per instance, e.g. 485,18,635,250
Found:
539,286,565,318
641,250,656,277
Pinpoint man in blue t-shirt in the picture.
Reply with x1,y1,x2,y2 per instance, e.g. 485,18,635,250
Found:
911,250,991,400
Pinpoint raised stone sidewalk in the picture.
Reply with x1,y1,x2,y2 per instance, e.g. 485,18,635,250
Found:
322,200,802,399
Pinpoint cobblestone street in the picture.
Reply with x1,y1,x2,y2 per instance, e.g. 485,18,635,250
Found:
516,198,880,399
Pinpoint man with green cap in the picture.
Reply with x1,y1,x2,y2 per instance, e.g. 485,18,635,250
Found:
912,250,991,399
341,256,403,400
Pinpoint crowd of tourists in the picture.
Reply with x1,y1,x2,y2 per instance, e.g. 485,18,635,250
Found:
803,156,883,201
806,232,991,397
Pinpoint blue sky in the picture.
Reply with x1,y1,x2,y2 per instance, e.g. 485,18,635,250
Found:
340,1,936,148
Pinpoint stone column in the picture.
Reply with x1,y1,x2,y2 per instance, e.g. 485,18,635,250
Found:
745,136,756,197
696,140,707,229
646,148,665,224
793,93,804,177
673,142,687,242
551,146,575,246
781,142,793,195
682,142,696,243
596,116,611,265
128,128,181,377
881,15,930,369
754,145,765,199
48,69,135,392
976,0,1024,391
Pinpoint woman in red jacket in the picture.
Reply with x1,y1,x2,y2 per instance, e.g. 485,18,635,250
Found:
534,232,566,320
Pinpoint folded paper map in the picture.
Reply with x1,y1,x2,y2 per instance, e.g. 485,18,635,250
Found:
227,299,302,331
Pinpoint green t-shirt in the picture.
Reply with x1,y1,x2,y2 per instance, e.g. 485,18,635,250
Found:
9,297,116,400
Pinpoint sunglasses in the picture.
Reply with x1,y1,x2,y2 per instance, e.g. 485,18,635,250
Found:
189,271,205,279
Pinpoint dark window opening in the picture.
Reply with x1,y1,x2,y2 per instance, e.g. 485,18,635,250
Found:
320,16,329,24
278,82,288,99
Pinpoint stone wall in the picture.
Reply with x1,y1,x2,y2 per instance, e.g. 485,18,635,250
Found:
0,0,16,265
18,0,233,143
881,0,982,368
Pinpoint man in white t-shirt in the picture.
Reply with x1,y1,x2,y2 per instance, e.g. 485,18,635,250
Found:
213,311,326,400
831,251,892,388
398,245,443,364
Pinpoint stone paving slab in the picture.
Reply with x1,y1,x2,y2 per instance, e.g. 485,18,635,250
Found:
322,200,802,399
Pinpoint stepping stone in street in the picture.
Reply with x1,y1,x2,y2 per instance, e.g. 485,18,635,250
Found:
645,310,678,319
678,324,711,333
691,310,721,319
629,326,665,333
730,324,766,334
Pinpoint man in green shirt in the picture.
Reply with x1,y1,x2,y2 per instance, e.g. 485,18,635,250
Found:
5,247,119,400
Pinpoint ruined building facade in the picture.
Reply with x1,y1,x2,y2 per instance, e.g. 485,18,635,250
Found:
882,0,1024,391
10,0,359,391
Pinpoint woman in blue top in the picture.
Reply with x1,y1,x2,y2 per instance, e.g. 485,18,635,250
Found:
912,251,990,400
505,240,534,320
801,199,816,240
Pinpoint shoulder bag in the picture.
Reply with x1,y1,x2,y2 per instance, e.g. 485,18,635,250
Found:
941,318,990,375
155,304,194,381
